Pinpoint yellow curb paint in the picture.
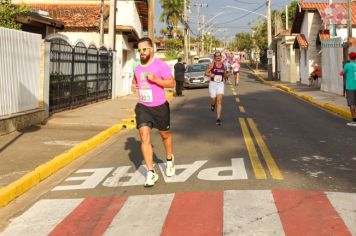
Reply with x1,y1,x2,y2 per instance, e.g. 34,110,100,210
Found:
239,118,267,179
324,103,352,119
0,117,136,208
247,118,284,180
239,106,246,113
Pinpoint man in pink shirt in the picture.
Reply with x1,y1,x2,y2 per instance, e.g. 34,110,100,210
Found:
132,37,176,187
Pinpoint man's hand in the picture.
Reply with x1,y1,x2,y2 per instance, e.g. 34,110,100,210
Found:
340,71,345,77
131,83,138,93
146,72,157,83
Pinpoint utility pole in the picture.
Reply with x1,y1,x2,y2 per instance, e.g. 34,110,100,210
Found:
108,0,117,50
346,0,352,55
193,3,208,57
267,0,273,80
148,0,155,41
183,0,189,63
99,0,105,46
285,5,288,30
201,15,205,56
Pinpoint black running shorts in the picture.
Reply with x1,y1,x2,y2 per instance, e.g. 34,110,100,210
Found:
135,101,171,131
346,89,356,106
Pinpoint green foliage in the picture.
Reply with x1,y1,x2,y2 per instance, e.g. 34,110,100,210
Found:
234,32,254,52
163,38,182,60
0,0,29,29
280,0,298,29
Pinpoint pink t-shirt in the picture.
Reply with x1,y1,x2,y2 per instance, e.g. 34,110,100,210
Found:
232,62,240,71
134,57,172,107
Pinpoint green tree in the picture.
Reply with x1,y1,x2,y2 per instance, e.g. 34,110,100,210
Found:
234,32,254,52
0,0,28,29
280,0,298,29
159,0,190,37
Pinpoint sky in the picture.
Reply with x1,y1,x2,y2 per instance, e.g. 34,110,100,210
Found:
154,0,345,40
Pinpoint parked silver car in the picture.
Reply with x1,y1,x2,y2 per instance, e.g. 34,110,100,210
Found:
184,63,210,88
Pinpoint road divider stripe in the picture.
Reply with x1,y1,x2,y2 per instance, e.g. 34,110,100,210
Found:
273,190,351,235
239,118,267,179
162,191,223,236
239,106,246,113
235,97,240,103
247,118,283,180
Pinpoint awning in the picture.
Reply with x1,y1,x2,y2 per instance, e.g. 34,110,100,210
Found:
294,34,309,49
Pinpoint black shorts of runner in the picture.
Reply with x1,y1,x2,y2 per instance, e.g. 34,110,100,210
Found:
311,74,318,80
346,89,356,106
233,71,239,75
135,101,170,131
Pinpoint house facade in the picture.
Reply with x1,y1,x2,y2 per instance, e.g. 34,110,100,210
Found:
14,0,148,98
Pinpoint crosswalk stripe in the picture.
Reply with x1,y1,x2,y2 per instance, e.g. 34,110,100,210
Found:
1,191,355,235
0,199,83,236
224,190,285,235
103,194,174,236
161,191,223,235
273,190,352,236
327,192,356,235
48,196,127,236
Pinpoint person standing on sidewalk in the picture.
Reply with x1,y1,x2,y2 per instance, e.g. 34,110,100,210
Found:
205,51,229,126
132,37,176,187
174,57,185,96
340,52,356,126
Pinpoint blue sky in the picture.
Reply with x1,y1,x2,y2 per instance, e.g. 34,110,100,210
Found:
154,0,345,40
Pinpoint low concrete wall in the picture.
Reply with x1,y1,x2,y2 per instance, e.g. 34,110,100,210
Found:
0,109,45,135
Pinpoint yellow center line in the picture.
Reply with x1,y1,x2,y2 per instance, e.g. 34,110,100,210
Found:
239,118,267,179
239,106,245,113
247,118,284,180
235,97,240,103
232,91,237,96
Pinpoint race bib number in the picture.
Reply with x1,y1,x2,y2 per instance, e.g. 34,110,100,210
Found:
139,89,153,103
214,75,223,83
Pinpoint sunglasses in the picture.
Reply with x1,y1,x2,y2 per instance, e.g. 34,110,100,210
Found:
214,54,221,57
138,47,152,53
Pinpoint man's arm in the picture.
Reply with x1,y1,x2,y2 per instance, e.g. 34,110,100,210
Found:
131,75,138,92
146,72,175,88
205,63,213,78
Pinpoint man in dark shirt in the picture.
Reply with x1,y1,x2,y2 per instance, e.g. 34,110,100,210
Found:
174,58,186,96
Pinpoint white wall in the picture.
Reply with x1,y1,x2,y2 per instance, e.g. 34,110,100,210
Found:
0,28,41,116
117,1,142,38
320,37,344,95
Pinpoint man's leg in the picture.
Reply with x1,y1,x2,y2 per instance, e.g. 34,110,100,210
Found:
350,105,356,120
216,94,223,120
175,81,180,96
159,130,173,158
138,126,154,170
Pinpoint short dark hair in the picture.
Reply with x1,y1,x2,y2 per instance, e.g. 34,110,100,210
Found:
177,57,182,62
138,37,153,47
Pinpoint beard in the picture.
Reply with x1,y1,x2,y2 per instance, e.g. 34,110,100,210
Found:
140,54,151,64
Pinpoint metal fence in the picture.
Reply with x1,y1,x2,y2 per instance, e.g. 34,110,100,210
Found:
0,27,41,117
49,38,113,113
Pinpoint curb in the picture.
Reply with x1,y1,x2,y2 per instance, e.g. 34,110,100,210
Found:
245,64,351,120
0,91,175,208
0,118,136,208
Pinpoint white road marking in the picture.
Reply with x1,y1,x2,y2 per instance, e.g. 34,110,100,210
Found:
198,158,248,181
52,168,113,191
0,199,83,236
326,192,356,235
103,194,174,236
103,165,146,187
158,160,207,182
223,190,284,235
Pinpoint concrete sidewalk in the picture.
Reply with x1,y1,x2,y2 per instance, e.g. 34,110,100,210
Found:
245,63,351,120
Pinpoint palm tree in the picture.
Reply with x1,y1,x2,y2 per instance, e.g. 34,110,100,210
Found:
159,0,189,37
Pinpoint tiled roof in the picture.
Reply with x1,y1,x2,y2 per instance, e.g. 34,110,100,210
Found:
299,1,356,25
295,34,309,49
25,3,109,30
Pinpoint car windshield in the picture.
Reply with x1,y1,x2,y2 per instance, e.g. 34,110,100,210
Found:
198,59,211,64
186,64,207,73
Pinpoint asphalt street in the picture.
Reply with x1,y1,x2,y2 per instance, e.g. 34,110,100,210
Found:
1,65,355,235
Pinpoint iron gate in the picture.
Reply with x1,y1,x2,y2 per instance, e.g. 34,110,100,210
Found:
49,38,113,113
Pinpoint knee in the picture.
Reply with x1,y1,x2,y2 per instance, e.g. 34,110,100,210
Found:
140,133,150,145
160,131,171,140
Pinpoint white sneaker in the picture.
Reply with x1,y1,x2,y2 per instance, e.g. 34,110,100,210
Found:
144,171,158,187
347,121,356,126
166,154,176,177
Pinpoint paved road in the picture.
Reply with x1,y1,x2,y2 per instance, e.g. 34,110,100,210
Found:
1,66,356,235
